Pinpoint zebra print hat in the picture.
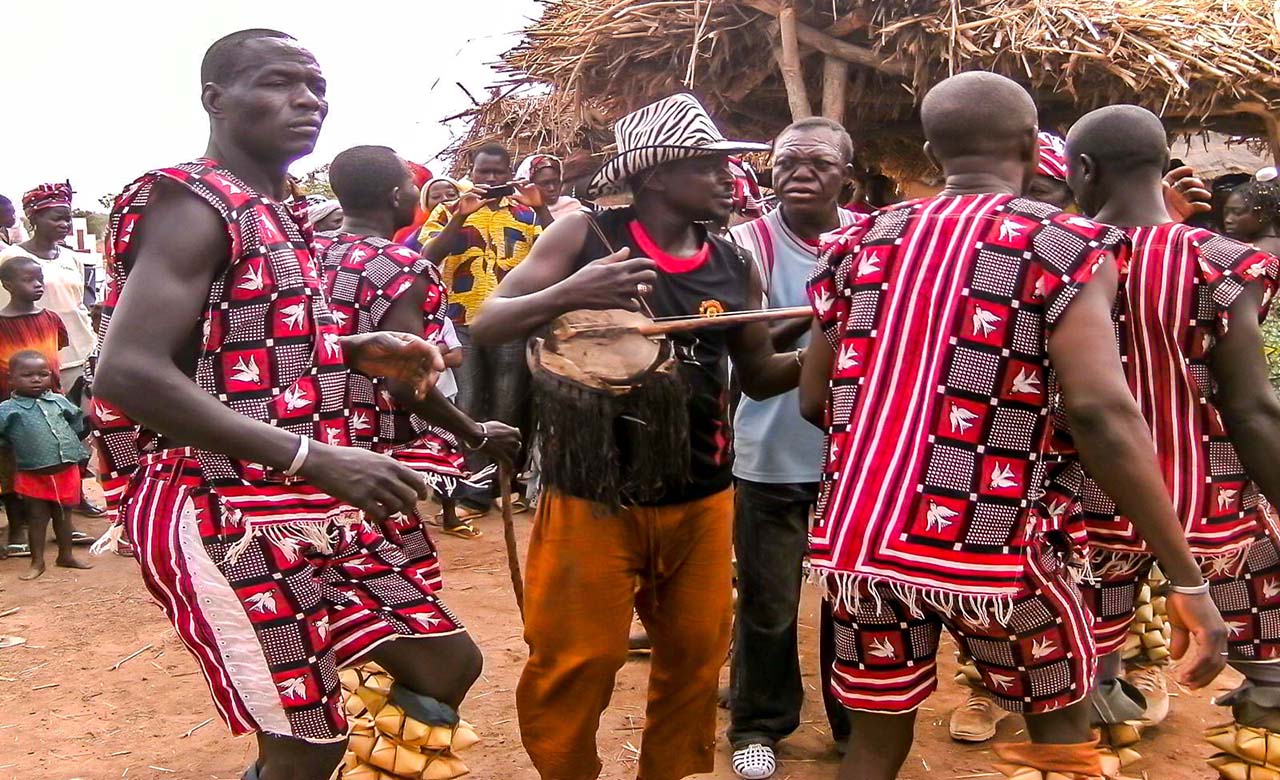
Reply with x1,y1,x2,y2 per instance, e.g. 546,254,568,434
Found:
589,93,770,197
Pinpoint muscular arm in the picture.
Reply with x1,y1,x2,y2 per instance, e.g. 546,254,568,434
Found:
468,213,591,345
1050,257,1225,686
470,212,656,346
1048,258,1202,585
1210,287,1280,507
94,182,427,518
728,262,804,400
799,319,834,426
770,317,812,351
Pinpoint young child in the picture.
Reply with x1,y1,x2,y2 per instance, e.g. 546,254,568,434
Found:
0,256,67,558
0,350,90,579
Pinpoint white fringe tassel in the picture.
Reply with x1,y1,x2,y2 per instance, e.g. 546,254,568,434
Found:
809,568,1016,627
90,523,124,557
223,518,342,565
1085,543,1252,583
422,463,498,498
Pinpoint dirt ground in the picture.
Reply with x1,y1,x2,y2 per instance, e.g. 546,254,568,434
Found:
0,499,1245,780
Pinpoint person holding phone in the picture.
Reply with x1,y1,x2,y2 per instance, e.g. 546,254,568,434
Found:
419,143,551,516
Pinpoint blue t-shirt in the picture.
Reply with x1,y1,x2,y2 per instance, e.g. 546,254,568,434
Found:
730,208,857,484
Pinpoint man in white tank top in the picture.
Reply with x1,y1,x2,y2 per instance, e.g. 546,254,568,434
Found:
726,118,860,780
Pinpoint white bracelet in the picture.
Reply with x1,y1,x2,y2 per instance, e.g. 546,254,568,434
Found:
464,422,490,452
1169,580,1210,595
284,435,310,477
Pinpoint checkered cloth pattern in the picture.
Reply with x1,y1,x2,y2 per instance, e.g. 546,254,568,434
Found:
90,159,357,531
122,454,460,743
807,194,1128,604
1044,223,1280,558
1082,533,1280,659
313,231,469,486
829,539,1094,714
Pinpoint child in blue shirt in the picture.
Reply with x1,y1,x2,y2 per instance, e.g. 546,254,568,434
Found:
0,350,90,579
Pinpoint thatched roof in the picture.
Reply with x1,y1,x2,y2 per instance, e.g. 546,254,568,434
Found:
450,0,1280,179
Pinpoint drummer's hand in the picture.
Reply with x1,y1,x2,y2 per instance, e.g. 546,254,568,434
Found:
563,247,658,311
340,332,445,400
1163,165,1212,221
465,420,522,465
1166,589,1228,689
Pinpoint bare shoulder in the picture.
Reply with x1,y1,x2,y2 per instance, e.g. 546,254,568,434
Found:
121,177,229,274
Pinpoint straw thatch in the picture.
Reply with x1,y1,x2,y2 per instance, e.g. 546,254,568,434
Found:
451,0,1280,179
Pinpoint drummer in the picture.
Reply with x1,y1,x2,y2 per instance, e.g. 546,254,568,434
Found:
469,93,805,780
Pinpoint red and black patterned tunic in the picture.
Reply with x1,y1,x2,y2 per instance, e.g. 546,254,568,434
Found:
806,194,1129,604
1045,223,1280,561
92,158,355,528
314,231,469,485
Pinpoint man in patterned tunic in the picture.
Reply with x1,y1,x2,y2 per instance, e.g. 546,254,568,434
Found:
1060,105,1280,776
317,145,521,520
799,71,1226,780
91,30,472,780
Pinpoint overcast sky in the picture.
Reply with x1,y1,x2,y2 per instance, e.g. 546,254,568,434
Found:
2,0,542,208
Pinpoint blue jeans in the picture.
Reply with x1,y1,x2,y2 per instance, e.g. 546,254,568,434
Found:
729,479,850,749
453,325,529,508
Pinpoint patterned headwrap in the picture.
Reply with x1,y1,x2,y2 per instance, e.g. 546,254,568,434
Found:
516,154,562,181
22,181,73,215
1036,132,1068,182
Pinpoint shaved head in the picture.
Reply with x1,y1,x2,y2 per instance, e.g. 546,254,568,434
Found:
920,72,1038,162
201,29,295,86
1066,105,1169,178
1066,105,1170,218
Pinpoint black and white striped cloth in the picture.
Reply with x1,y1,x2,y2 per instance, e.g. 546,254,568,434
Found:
589,93,769,196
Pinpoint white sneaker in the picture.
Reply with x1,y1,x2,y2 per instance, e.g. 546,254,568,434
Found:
732,743,777,780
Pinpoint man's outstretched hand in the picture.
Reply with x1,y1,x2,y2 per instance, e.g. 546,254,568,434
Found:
1163,165,1213,222
341,332,445,400
1166,589,1228,689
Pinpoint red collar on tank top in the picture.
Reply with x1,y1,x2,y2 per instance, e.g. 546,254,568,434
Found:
627,220,710,274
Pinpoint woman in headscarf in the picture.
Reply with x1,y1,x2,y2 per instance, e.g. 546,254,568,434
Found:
1223,175,1280,257
401,177,461,252
305,198,344,232
0,184,95,393
391,160,436,247
0,182,103,521
516,154,585,221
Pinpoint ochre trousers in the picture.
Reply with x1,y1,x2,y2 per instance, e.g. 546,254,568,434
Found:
517,487,734,780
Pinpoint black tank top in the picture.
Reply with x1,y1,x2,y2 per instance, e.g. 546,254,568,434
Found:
574,206,750,505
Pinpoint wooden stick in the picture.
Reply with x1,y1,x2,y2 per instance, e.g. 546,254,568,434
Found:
775,3,812,121
109,643,153,672
744,0,907,76
822,56,848,123
638,306,811,336
499,463,525,618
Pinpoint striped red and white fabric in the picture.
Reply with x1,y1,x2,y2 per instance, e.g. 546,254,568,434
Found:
1045,223,1280,563
122,453,460,743
806,194,1128,612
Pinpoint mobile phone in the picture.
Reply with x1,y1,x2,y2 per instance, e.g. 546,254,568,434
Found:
484,183,517,199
